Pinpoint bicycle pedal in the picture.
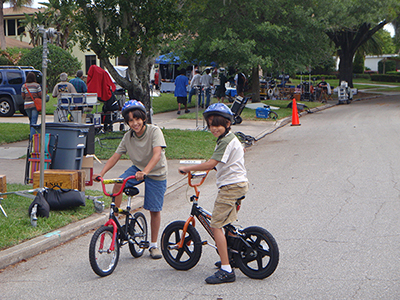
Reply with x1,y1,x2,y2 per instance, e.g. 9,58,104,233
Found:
139,241,150,249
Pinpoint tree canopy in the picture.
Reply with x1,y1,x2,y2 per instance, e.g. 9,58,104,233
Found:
74,0,183,118
318,0,400,86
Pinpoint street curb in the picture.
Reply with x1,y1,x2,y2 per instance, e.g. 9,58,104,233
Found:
0,212,108,270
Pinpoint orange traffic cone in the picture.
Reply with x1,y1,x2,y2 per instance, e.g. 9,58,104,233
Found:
291,98,301,126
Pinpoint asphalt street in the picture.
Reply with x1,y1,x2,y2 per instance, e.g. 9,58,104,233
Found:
1,93,400,299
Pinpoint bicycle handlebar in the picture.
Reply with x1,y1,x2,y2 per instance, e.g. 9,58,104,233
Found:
187,171,209,188
95,175,137,197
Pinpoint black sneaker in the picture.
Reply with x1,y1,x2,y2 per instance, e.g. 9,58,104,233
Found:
205,269,235,284
185,109,190,113
177,111,181,114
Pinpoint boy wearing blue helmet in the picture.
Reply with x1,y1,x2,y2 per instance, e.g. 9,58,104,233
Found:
94,100,167,259
178,103,249,284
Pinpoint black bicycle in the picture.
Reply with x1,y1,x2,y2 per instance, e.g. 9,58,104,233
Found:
161,171,279,279
89,176,149,277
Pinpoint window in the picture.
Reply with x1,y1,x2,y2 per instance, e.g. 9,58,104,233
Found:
7,19,16,36
17,19,24,36
7,72,23,84
85,55,97,74
0,73,3,84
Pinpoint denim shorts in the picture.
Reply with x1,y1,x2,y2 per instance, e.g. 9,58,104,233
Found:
120,165,166,212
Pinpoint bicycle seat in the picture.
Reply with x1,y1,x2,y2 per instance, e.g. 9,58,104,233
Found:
123,187,139,196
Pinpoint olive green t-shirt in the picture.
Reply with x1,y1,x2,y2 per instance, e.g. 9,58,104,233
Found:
116,124,167,180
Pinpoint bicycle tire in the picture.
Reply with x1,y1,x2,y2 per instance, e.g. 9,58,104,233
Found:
89,226,120,277
268,111,278,120
161,221,202,270
128,212,148,257
234,226,279,279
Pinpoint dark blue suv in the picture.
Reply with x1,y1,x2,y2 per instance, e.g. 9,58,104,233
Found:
0,66,44,117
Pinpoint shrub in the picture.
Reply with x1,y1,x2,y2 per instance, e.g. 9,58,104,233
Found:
378,59,396,74
370,74,400,82
18,44,81,90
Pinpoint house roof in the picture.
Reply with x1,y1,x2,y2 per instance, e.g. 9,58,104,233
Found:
5,36,33,49
3,6,44,17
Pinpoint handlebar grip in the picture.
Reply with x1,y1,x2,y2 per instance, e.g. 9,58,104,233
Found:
94,176,102,182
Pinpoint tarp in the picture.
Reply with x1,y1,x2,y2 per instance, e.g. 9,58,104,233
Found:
155,53,217,67
155,54,181,65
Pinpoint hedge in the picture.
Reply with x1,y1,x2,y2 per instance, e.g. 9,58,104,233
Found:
370,74,400,82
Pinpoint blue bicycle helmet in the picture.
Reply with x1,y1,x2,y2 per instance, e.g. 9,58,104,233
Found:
122,100,146,118
203,103,233,122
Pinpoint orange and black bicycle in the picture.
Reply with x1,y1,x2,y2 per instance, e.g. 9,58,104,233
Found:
88,176,149,277
161,171,279,279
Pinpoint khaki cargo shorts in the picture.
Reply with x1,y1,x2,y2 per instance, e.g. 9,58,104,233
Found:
210,181,249,228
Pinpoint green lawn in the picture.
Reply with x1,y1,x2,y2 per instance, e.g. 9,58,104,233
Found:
0,184,104,250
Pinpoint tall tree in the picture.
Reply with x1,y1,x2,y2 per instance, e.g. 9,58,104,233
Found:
173,0,330,102
0,0,32,50
320,0,400,86
75,0,183,119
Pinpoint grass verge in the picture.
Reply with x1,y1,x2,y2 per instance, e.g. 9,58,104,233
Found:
0,184,105,250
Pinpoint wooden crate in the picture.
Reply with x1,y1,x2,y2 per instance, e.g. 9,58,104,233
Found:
33,170,79,190
77,170,86,192
0,175,6,198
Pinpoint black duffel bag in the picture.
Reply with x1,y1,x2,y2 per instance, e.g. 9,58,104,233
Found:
44,186,85,210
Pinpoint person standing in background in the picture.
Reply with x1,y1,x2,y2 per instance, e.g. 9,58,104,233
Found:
200,68,213,108
174,69,190,115
69,70,87,93
52,72,77,98
215,68,228,103
188,69,201,104
21,72,42,140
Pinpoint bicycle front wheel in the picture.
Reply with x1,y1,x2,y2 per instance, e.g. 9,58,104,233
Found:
89,226,120,277
161,221,202,270
234,226,279,279
128,212,148,257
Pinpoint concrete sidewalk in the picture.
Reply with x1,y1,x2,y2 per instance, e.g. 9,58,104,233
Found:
0,104,330,270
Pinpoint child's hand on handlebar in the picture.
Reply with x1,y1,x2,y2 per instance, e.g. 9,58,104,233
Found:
178,167,189,175
93,174,102,182
135,171,147,181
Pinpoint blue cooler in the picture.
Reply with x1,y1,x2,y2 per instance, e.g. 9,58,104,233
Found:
256,106,271,118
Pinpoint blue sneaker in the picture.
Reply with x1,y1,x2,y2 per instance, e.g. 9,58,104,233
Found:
205,269,235,284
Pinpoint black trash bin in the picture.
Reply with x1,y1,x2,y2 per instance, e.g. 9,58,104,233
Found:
33,123,91,170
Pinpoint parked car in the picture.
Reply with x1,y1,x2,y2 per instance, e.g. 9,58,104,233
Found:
0,66,48,117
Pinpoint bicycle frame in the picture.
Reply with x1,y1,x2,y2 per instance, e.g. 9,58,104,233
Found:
176,171,240,250
96,175,139,251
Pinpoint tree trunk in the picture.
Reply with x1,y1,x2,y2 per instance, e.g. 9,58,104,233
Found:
338,52,354,88
251,66,261,102
0,1,6,50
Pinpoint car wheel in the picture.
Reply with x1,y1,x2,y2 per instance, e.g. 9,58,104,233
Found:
0,97,15,117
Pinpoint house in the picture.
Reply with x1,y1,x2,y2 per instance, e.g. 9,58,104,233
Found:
2,6,119,75
364,54,399,72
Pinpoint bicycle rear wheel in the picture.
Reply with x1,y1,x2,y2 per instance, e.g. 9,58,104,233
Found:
268,111,278,120
234,226,279,279
128,212,148,257
89,226,120,277
161,221,202,270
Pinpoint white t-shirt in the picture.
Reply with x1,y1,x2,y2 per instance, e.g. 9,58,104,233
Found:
211,132,247,188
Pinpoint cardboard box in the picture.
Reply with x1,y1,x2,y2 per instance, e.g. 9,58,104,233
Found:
0,175,6,198
33,170,79,190
82,155,94,168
